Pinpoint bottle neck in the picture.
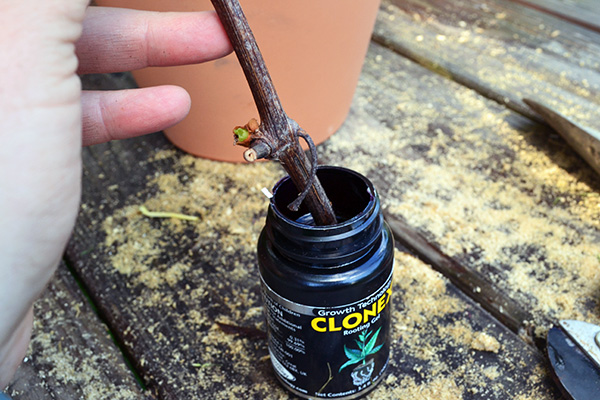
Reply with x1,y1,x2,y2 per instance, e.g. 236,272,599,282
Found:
265,167,383,267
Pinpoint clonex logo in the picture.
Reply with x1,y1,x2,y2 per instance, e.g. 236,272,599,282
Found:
310,284,392,333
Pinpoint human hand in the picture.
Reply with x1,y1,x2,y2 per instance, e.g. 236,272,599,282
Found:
0,0,231,389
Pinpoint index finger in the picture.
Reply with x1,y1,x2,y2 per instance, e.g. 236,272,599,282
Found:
76,7,232,74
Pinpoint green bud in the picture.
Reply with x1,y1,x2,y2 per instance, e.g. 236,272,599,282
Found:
234,127,250,142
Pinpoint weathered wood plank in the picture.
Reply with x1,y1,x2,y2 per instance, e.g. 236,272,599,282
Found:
319,42,600,341
384,213,532,338
374,249,560,399
374,0,600,136
65,62,565,397
508,0,600,32
67,144,560,398
6,262,146,400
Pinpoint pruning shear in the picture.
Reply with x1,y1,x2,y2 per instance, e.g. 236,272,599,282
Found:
547,320,600,399
523,98,600,177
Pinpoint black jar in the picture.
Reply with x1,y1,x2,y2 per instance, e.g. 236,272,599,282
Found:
258,166,394,399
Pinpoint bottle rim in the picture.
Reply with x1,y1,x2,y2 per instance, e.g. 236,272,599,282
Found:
269,166,377,233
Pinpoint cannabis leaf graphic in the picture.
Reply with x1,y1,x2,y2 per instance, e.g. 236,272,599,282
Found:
339,327,383,372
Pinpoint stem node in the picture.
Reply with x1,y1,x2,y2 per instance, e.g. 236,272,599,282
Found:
211,0,337,225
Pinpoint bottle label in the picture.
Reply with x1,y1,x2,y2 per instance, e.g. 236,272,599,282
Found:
261,269,393,399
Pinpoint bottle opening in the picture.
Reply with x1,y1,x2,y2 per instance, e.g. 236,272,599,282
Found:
272,167,374,226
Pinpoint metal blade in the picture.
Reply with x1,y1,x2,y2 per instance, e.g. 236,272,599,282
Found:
523,98,600,176
560,320,600,370
547,325,600,400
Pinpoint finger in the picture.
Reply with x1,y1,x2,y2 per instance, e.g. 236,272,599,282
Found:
81,86,191,146
76,7,232,74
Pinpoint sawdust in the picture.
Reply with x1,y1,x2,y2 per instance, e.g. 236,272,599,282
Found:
99,153,289,397
98,146,557,398
102,156,282,290
366,250,555,399
471,332,501,353
381,375,464,399
320,41,600,339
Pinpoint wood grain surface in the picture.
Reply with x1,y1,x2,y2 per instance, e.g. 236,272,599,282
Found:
66,131,560,398
374,0,600,132
6,263,146,400
508,0,600,31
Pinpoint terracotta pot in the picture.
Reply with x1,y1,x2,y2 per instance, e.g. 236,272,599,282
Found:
94,0,381,162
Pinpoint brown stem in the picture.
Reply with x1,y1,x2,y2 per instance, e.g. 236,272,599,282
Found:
210,0,337,226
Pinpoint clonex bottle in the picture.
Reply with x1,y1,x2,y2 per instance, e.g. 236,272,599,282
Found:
258,166,394,399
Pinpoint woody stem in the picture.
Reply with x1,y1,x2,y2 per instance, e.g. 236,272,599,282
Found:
210,0,336,225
